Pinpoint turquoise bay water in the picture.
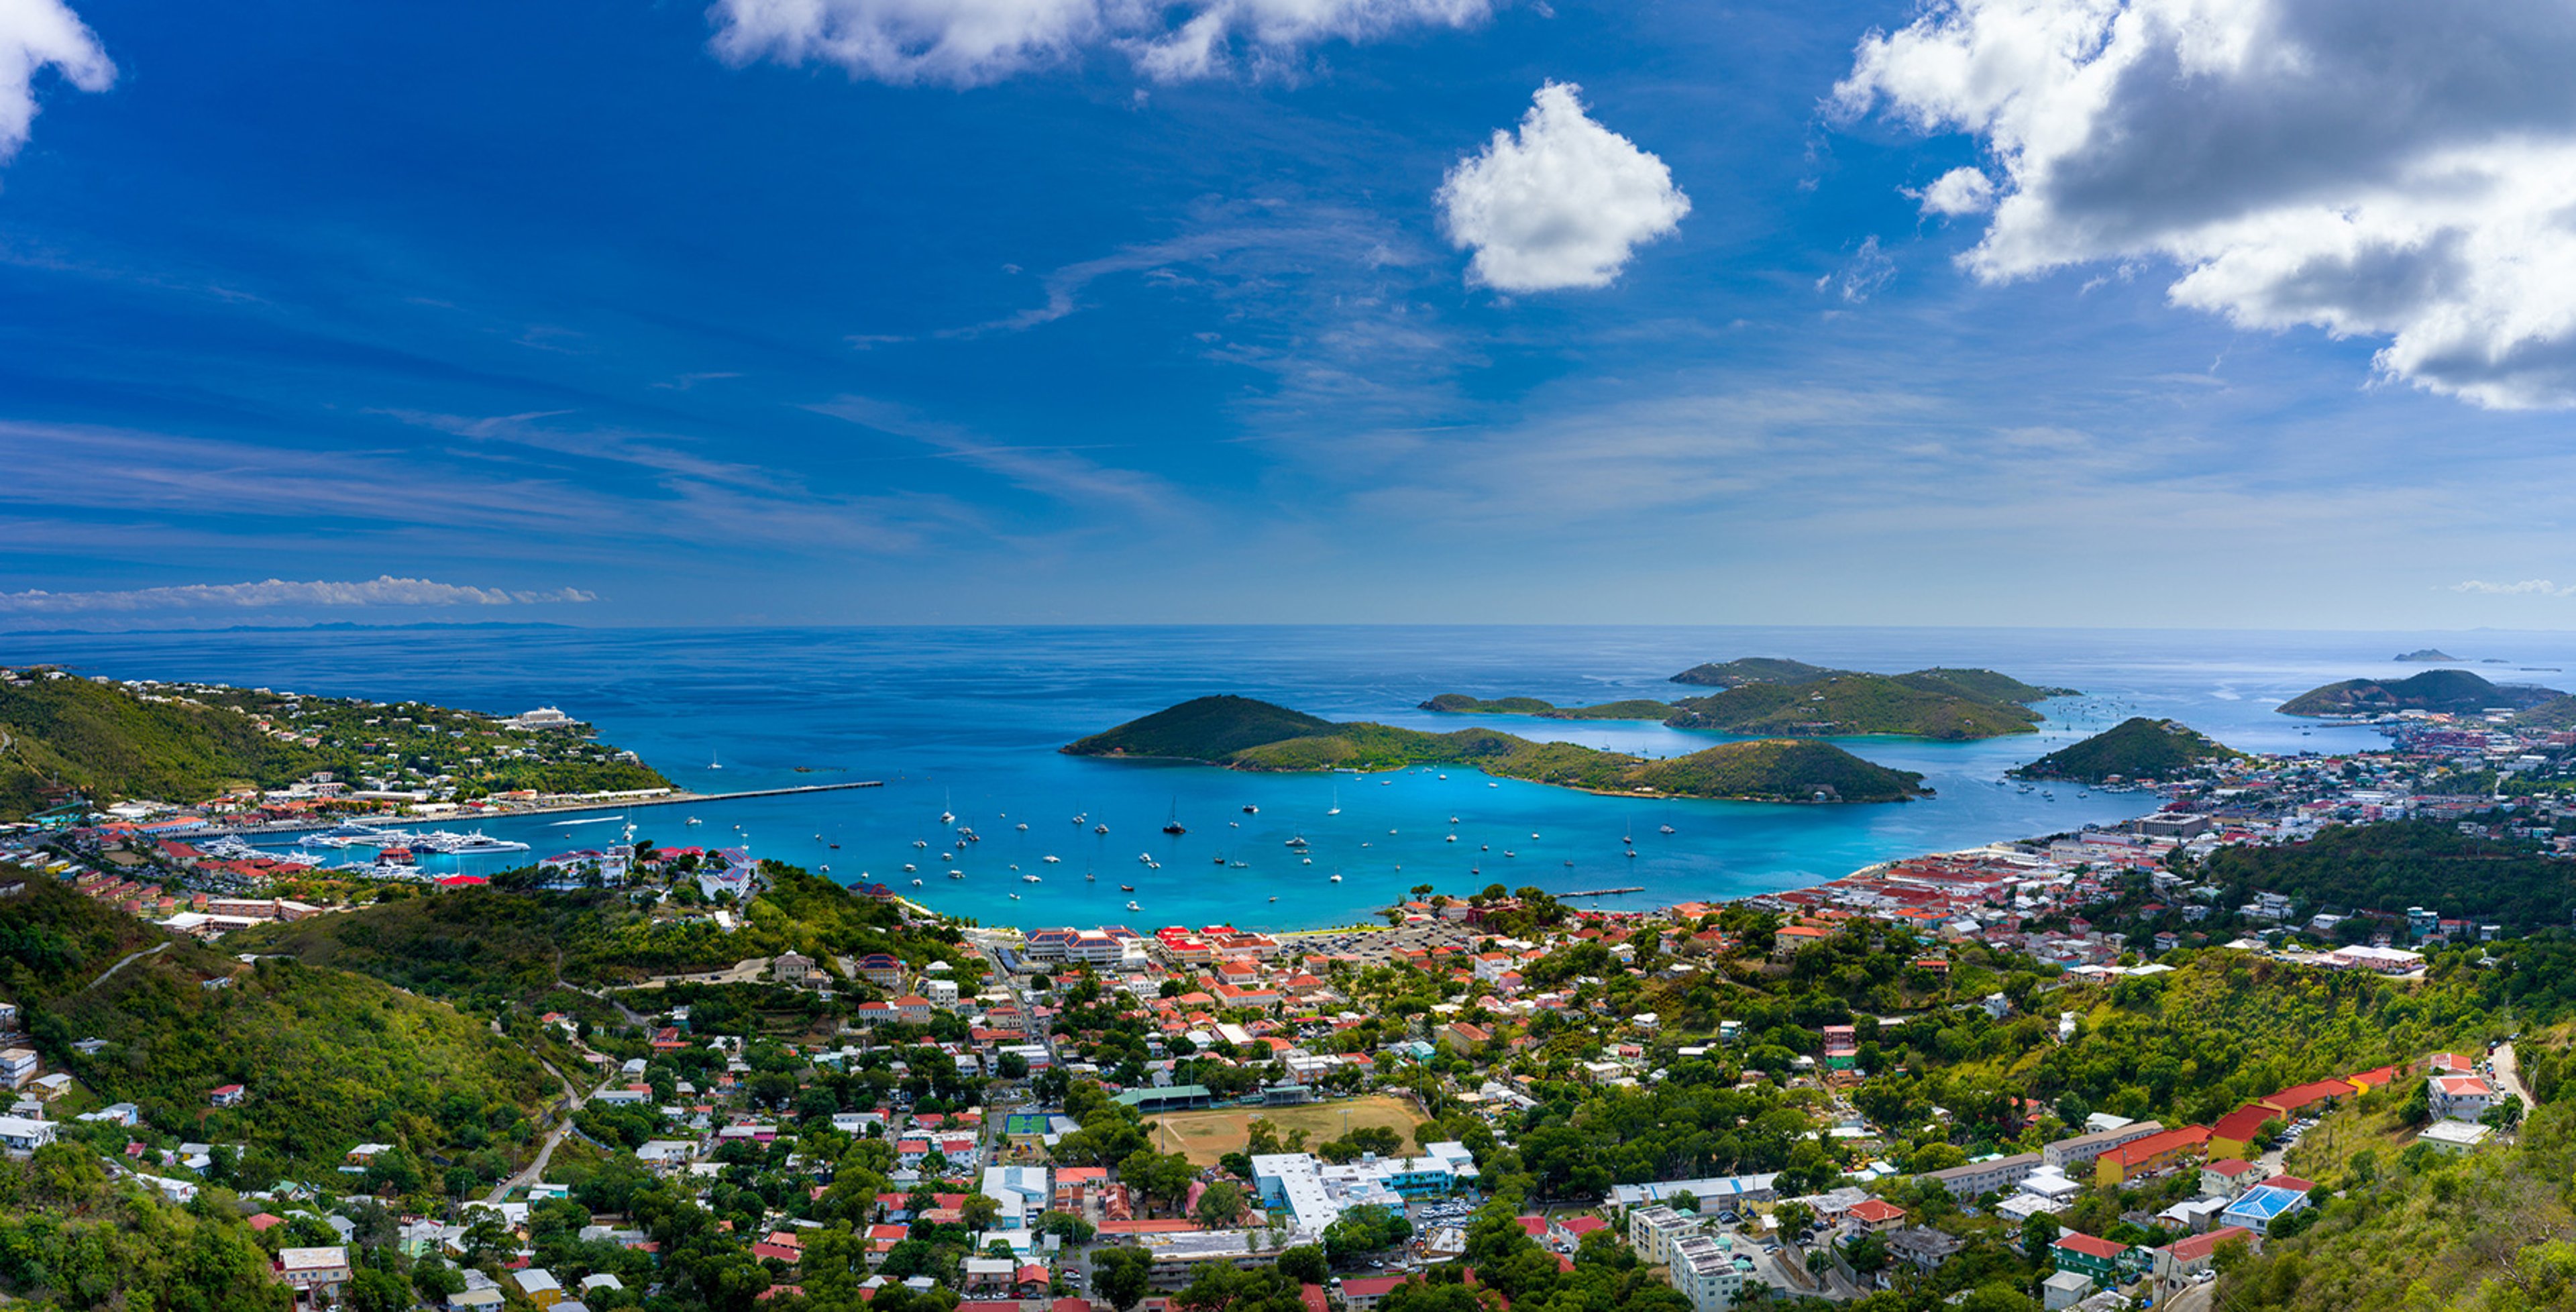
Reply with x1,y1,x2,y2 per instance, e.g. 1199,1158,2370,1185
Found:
11,624,2573,931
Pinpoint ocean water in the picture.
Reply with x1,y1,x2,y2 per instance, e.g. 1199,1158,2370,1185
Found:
9,624,2572,932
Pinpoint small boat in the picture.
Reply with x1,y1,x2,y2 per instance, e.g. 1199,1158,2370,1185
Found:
1269,895,1279,902
949,871,964,879
1242,804,1258,814
1448,816,1460,824
1658,824,1676,834
903,863,917,873
1301,857,1312,865
1530,832,1540,839
1139,852,1155,863
1094,824,1110,835
1438,774,1447,780
912,878,924,887
1487,781,1498,788
1085,872,1096,881
1163,800,1186,836
708,753,722,771
1023,873,1041,883
1042,855,1061,863
940,851,954,861
1120,883,1136,892
1626,849,1638,858
1388,828,1399,835
1328,787,1341,816
1564,859,1574,867
1329,873,1342,883
829,843,841,850
1446,835,1457,843
1285,836,1308,848
685,816,702,826
814,833,824,841
1016,823,1029,831
1072,814,1086,824
820,865,831,873
914,840,929,849
1126,899,1142,912
1230,861,1248,869
1010,893,1021,900
1504,851,1516,858
1212,854,1227,865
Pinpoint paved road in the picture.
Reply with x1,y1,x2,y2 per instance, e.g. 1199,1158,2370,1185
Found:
2495,1042,2534,1109
486,1053,588,1204
85,940,170,991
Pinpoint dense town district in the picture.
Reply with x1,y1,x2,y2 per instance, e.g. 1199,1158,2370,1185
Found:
9,671,2576,1311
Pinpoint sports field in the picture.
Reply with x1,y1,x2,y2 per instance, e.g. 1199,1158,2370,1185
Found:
1146,1094,1429,1167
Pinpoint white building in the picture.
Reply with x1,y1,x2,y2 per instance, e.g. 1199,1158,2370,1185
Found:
1668,1234,1753,1312
1250,1143,1477,1233
0,1115,58,1157
2430,1075,2498,1122
981,1164,1051,1227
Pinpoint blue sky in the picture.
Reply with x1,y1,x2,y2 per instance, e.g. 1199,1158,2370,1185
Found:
4,0,2576,629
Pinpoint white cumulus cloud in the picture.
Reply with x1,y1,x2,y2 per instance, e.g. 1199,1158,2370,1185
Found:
1834,0,2576,409
2453,579,2575,597
1915,166,1994,217
706,0,1489,87
1436,81,1690,293
0,0,112,163
0,576,598,614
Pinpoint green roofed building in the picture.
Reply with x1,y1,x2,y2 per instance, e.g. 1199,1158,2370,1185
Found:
1113,1085,1216,1113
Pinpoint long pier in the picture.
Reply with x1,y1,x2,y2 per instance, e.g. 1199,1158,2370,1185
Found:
197,780,883,838
1556,885,1645,897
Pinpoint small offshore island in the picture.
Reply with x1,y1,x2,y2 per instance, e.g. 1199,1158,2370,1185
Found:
1064,694,1929,802
1423,657,2076,741
2010,716,2247,785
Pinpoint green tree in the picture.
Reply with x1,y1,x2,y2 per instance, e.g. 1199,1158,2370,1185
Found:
1094,1244,1155,1312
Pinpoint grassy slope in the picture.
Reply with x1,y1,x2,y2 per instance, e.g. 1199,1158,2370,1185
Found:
1665,672,2046,739
232,867,985,1004
2279,668,2563,716
1067,697,1924,802
0,676,311,818
2010,716,2245,783
2197,820,2576,932
2516,695,2576,730
1,875,555,1169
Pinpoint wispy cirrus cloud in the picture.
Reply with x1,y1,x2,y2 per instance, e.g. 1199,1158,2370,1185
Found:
807,394,1187,517
0,576,594,614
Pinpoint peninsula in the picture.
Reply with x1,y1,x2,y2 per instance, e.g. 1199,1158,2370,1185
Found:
1426,661,2076,741
1416,694,1674,720
2276,667,2563,718
0,665,669,821
1065,694,1927,802
2010,716,2246,784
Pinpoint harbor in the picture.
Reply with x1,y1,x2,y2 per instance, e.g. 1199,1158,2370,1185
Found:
192,779,885,838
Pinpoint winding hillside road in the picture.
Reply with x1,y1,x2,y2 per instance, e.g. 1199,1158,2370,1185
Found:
85,940,170,991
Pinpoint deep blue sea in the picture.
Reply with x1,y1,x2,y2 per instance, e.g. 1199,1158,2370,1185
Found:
9,625,2572,931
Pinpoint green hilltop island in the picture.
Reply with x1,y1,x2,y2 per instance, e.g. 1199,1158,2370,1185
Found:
2010,716,2249,785
1064,694,1929,802
2276,667,2563,718
1421,658,2077,741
